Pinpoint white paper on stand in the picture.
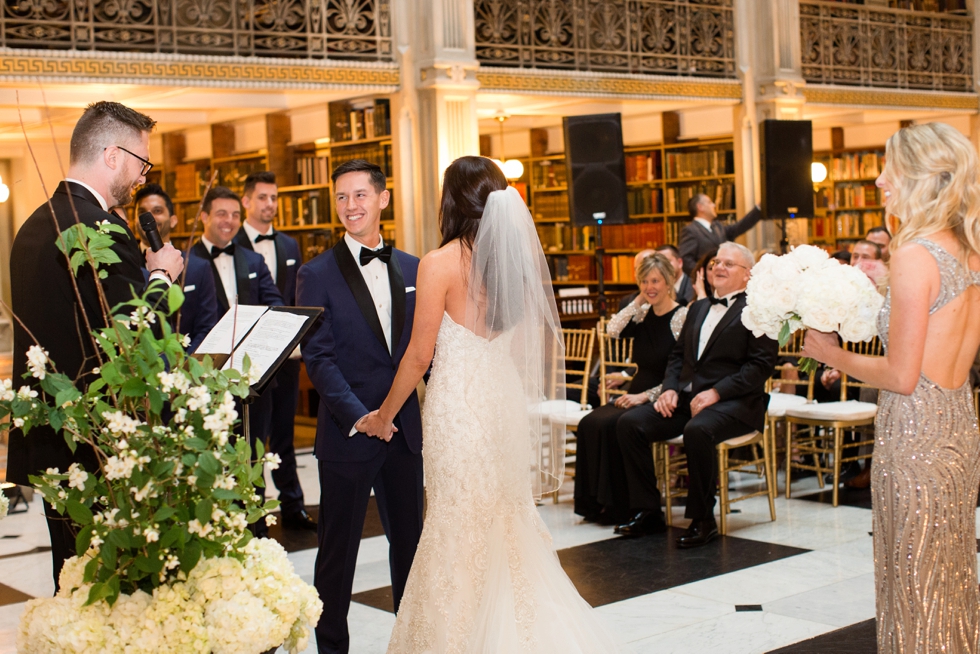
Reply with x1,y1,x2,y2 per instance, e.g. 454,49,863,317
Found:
195,305,268,355
222,311,309,381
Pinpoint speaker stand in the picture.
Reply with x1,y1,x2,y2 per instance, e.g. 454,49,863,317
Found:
594,221,607,318
777,215,792,255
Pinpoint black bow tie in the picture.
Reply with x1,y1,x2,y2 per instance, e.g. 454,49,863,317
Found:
254,232,277,243
210,243,235,259
360,244,392,266
710,292,744,308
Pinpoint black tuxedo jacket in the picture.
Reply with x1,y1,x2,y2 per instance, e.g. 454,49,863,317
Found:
678,207,763,275
7,181,165,485
662,294,778,431
191,240,284,315
233,228,302,305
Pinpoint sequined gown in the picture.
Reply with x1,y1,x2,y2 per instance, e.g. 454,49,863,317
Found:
873,238,980,653
387,313,619,653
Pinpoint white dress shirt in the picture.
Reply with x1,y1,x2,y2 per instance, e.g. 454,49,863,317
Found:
694,217,713,233
346,232,392,436
697,289,743,360
202,236,237,309
242,221,278,283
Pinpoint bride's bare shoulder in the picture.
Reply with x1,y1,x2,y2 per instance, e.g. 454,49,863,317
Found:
419,239,465,278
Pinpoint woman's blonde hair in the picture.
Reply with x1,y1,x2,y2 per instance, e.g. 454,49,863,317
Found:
884,122,980,263
635,252,676,298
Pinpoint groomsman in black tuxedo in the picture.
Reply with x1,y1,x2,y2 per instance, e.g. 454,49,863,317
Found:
616,242,777,547
233,171,315,532
678,194,762,275
133,184,219,352
6,101,185,587
298,160,423,654
191,186,285,535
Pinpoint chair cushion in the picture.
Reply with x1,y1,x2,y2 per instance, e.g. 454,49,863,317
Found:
666,435,684,445
785,400,877,422
721,431,761,448
767,392,808,417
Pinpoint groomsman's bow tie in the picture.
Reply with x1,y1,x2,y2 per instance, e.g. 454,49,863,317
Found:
210,244,235,258
360,244,392,266
254,232,277,243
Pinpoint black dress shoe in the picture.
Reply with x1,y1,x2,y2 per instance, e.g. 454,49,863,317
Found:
614,511,667,538
676,518,718,549
281,509,318,531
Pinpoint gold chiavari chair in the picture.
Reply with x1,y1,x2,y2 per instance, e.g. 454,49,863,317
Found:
783,337,883,506
596,317,636,406
767,360,814,496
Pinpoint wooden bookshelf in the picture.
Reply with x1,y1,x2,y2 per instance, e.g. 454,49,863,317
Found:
810,147,898,251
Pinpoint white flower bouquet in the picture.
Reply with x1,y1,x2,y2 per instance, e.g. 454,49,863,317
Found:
0,491,8,520
741,245,884,373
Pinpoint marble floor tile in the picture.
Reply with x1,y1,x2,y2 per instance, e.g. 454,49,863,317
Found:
596,589,735,643
764,573,875,629
0,496,50,558
0,551,53,598
767,618,877,654
630,609,835,654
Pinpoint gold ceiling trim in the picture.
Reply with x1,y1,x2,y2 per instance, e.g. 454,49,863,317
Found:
0,51,400,90
476,69,742,100
804,86,978,111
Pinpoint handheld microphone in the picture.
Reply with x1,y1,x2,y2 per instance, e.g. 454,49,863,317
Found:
138,211,164,252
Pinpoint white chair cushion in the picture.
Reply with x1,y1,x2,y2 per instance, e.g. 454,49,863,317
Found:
785,400,877,422
667,435,684,445
767,392,808,417
721,431,761,448
552,408,593,427
529,399,594,426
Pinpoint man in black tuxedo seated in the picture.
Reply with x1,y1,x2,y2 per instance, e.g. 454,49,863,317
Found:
615,242,778,548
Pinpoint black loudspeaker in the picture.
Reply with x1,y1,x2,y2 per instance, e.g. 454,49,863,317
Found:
760,119,814,220
563,114,629,226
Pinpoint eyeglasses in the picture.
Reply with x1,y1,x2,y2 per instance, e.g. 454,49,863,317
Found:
708,259,748,271
109,146,154,176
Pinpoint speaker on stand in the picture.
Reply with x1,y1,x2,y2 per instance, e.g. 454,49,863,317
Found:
562,113,629,318
760,120,814,254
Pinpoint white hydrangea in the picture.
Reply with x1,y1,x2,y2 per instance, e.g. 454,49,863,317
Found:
26,345,49,380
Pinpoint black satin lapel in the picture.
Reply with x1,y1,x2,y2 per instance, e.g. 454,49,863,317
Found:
234,230,254,251
701,295,746,358
690,300,709,355
234,251,251,305
195,241,229,316
275,237,288,295
333,241,389,354
388,253,406,353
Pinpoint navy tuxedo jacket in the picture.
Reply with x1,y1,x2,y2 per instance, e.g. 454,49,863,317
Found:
297,240,422,462
662,294,778,431
233,228,301,305
178,252,220,352
191,240,285,313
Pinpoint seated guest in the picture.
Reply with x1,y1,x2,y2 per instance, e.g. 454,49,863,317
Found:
615,242,778,546
830,249,851,264
617,249,657,309
574,253,688,525
656,244,695,305
865,225,892,262
133,184,220,352
691,247,718,302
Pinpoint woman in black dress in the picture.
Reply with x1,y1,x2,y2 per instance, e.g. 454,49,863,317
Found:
574,253,688,524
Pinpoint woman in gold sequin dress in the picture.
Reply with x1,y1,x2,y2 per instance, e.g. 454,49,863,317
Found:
804,123,980,653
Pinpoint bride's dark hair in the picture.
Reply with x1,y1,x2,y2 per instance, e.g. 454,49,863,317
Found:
439,156,508,250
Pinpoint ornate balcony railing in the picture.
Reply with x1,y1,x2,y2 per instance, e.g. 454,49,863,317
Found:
0,0,392,61
800,1,972,92
474,0,735,78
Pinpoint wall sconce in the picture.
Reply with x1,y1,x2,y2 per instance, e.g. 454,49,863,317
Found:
811,161,828,184
494,113,524,181
0,175,9,203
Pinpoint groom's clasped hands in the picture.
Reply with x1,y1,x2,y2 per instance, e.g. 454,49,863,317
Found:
357,410,397,441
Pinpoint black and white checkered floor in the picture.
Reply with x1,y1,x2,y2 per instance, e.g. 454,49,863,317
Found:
2,451,951,653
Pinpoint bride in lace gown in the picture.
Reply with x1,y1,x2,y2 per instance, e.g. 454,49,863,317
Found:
361,156,619,653
804,123,980,653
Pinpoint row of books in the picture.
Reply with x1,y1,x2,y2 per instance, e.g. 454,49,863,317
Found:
536,222,668,252
830,152,883,180
295,154,330,186
330,142,393,178
279,191,328,227
664,149,734,179
663,182,735,214
172,163,211,200
625,152,662,182
627,187,663,215
329,99,391,143
836,211,882,238
834,184,881,208
217,159,268,196
551,255,642,283
531,191,570,221
532,161,567,188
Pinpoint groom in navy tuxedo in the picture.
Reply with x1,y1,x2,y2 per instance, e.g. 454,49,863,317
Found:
298,159,424,654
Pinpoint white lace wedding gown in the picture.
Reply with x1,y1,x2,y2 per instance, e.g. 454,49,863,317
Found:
386,312,620,653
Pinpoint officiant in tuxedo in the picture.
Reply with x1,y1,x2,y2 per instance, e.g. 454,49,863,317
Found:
233,171,315,532
297,159,423,654
615,242,777,548
133,183,219,353
678,194,762,275
191,186,285,535
6,101,185,588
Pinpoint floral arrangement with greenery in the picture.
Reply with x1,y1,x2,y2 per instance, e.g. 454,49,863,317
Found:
5,220,322,653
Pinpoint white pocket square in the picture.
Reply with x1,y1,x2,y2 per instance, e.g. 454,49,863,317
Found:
248,272,257,279
406,286,416,293
183,284,196,292
286,259,296,266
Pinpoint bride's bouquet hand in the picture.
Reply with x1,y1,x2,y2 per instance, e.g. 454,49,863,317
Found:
801,330,840,365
